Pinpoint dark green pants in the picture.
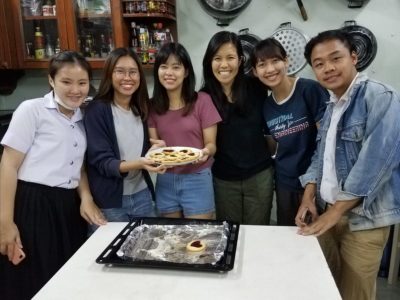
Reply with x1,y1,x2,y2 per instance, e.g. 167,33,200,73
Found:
213,167,274,225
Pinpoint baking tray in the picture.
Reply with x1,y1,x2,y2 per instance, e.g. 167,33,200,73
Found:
96,217,240,272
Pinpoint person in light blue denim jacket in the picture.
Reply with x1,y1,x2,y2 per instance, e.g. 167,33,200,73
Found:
294,29,400,300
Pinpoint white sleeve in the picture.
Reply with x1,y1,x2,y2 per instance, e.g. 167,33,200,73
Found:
1,100,38,154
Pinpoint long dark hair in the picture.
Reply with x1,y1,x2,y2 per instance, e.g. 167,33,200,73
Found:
151,42,197,116
95,47,149,119
201,31,247,120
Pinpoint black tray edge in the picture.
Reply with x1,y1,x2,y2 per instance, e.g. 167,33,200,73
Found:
95,217,240,273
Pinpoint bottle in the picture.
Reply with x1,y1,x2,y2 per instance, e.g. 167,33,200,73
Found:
141,0,147,13
34,26,45,59
54,38,61,54
126,1,133,13
159,0,166,14
139,27,149,64
45,34,54,57
108,34,114,52
165,28,173,43
42,0,52,16
100,34,109,58
83,35,92,57
148,33,156,64
148,0,156,13
131,22,139,49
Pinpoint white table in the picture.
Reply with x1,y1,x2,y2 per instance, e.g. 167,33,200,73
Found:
33,223,341,300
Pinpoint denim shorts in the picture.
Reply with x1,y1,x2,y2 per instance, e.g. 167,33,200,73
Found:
155,168,215,216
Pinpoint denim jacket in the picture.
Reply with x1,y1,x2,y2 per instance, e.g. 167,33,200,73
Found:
300,75,400,231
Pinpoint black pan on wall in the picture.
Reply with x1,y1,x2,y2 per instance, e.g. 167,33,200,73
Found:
198,0,252,26
237,28,260,75
341,21,377,71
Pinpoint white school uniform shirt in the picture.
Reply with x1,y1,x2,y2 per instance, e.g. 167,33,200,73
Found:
320,73,366,203
1,91,87,189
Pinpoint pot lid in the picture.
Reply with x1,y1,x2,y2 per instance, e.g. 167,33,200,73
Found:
238,28,261,75
202,0,250,11
271,22,309,75
341,21,377,71
198,0,252,26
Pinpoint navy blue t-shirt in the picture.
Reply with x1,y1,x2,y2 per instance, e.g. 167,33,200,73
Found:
263,78,328,190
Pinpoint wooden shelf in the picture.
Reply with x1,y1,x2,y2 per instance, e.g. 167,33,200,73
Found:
122,13,176,20
78,12,112,19
23,15,58,21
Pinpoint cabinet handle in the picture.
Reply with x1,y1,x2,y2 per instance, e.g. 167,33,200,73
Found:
1,61,9,69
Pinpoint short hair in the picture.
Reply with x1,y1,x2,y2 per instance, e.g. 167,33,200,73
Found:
251,38,287,67
304,29,356,65
48,51,92,81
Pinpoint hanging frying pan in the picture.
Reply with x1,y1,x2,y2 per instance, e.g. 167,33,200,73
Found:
198,0,252,26
270,22,309,75
238,28,261,75
341,21,377,71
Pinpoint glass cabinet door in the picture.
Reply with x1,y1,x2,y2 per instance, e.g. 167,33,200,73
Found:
74,0,113,59
20,0,60,61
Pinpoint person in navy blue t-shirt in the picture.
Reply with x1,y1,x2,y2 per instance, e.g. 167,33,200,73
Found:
251,38,328,225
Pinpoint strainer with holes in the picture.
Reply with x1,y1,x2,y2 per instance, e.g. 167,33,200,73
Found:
270,22,309,75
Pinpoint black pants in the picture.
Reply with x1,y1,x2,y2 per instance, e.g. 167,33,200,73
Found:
0,181,87,300
275,185,304,226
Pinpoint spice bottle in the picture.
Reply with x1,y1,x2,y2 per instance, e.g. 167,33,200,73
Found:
34,26,45,59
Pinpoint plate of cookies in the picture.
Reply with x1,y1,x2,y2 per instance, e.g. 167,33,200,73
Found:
145,146,203,166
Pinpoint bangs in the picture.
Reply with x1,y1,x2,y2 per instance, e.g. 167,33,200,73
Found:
254,46,286,62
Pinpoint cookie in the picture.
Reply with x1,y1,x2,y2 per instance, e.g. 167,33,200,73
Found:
186,240,206,252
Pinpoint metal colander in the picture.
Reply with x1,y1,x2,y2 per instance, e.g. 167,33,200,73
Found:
271,22,309,75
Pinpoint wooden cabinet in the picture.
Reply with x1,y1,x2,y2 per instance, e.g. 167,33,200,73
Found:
9,0,177,69
0,0,19,69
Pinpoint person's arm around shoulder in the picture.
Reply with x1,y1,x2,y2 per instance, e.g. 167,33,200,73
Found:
0,146,25,261
78,165,107,226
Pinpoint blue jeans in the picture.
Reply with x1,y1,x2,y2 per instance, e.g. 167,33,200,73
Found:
156,168,215,216
102,188,156,221
89,188,155,235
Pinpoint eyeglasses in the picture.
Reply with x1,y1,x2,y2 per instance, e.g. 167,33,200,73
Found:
113,68,139,78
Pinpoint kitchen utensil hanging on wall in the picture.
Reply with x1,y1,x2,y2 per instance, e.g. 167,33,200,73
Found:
270,22,309,75
198,0,252,26
296,0,308,21
341,21,377,71
238,28,261,75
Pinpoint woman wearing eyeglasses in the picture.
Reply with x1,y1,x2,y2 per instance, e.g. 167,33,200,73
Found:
84,48,166,229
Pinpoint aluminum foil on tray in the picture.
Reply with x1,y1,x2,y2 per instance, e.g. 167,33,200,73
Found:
117,222,230,265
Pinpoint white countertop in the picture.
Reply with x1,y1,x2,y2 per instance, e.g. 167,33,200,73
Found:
33,222,341,300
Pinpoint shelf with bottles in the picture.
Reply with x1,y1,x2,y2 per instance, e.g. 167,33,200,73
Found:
23,20,60,61
78,31,114,59
122,0,176,19
129,21,174,67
